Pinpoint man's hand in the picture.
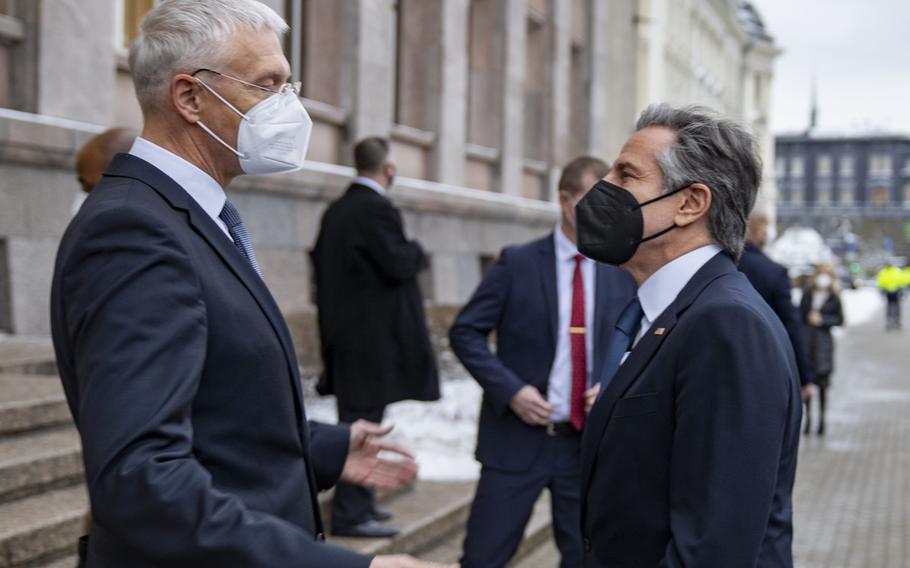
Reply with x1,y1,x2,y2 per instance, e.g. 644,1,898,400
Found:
370,555,458,568
509,385,552,426
801,384,814,400
584,383,601,413
340,420,417,490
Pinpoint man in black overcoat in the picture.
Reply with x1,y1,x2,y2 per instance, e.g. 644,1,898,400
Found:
312,137,440,538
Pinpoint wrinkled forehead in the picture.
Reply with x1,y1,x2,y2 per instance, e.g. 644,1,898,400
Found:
219,27,291,81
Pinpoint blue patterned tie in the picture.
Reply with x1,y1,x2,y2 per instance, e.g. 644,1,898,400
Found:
219,200,263,278
598,297,644,394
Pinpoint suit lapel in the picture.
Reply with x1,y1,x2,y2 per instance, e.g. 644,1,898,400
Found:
104,155,307,436
580,253,736,496
537,235,559,347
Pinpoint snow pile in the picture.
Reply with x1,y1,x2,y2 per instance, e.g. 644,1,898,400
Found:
304,378,482,481
766,227,836,273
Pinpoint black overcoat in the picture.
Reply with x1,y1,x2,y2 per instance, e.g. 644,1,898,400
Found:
312,183,440,408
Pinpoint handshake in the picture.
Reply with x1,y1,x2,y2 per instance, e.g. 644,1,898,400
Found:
342,420,459,568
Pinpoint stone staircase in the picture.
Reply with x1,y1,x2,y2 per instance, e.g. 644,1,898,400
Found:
0,345,556,567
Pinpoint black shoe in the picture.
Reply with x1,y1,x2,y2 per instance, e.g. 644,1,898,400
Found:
817,423,825,436
372,508,394,522
332,520,401,538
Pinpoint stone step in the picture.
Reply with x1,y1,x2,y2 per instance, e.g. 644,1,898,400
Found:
0,376,71,436
510,539,559,568
34,554,78,568
0,485,87,568
411,490,553,566
0,427,82,503
329,481,476,557
0,340,57,376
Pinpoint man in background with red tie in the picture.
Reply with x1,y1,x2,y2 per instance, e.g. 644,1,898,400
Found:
449,157,636,567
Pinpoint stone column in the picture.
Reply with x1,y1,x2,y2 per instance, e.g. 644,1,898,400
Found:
344,0,394,156
37,0,116,125
546,0,571,200
587,0,610,156
498,0,526,197
430,0,469,186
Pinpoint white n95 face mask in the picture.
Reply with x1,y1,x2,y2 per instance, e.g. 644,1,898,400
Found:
196,80,313,176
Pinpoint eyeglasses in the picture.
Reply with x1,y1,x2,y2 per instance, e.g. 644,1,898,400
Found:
192,68,302,96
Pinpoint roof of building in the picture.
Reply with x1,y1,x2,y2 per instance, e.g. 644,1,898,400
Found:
737,1,774,44
777,132,910,144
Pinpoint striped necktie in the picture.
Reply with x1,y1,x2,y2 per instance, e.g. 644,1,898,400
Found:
218,200,263,278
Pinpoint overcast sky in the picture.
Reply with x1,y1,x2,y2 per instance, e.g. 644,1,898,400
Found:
750,0,910,135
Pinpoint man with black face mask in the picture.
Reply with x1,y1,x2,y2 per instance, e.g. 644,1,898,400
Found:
450,156,635,568
575,105,801,567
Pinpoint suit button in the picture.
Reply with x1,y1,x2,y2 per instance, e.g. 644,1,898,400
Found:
583,537,592,552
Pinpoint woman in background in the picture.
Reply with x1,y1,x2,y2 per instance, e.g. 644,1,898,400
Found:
800,265,844,435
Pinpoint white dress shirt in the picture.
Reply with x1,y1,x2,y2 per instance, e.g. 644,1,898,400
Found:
547,226,596,422
353,176,387,196
633,244,723,347
129,137,232,240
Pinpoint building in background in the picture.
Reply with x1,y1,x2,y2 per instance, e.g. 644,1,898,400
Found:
776,133,910,258
0,0,776,338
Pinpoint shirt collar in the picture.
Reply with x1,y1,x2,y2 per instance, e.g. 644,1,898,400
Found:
128,137,226,220
353,176,387,196
637,244,723,323
553,224,582,262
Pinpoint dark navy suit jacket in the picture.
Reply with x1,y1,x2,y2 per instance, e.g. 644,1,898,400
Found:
580,253,802,567
738,241,814,386
449,233,636,472
50,155,369,567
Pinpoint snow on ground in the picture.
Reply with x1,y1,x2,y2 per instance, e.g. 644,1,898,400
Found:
304,287,886,482
304,377,483,481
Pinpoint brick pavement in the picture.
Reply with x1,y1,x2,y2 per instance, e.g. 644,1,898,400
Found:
793,298,910,567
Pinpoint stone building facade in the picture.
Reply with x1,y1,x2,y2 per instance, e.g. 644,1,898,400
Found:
776,133,910,257
0,0,776,337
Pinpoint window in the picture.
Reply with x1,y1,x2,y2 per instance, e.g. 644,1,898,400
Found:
120,0,156,49
0,1,14,16
523,3,550,162
467,0,501,149
775,157,786,179
815,185,831,205
289,0,344,107
568,0,591,157
870,187,890,205
904,182,910,205
393,0,439,132
838,182,855,205
839,155,854,178
869,154,893,175
790,156,804,178
817,154,832,177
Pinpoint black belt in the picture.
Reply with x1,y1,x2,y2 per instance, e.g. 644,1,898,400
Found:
546,422,580,437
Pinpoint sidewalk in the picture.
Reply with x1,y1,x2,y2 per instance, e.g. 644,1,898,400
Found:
793,295,910,567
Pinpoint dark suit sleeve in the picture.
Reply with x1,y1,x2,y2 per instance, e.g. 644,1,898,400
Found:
359,201,426,283
63,207,369,568
449,248,526,414
308,421,350,491
769,266,814,385
659,305,793,567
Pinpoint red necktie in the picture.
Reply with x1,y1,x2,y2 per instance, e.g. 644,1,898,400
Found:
569,254,587,431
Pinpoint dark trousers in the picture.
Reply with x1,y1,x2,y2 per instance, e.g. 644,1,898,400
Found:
331,403,386,529
886,292,901,329
461,434,583,568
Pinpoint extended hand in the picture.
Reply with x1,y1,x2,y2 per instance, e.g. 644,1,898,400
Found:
340,420,418,490
584,383,601,413
370,554,458,568
509,385,553,426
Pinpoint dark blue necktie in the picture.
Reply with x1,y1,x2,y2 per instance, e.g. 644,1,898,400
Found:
598,297,644,394
219,200,263,278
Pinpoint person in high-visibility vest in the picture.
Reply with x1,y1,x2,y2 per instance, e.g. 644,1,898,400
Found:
877,263,904,330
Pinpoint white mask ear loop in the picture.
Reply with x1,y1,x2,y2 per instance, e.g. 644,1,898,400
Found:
195,78,248,159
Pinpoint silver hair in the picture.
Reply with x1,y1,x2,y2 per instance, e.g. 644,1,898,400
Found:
635,104,762,262
128,0,288,112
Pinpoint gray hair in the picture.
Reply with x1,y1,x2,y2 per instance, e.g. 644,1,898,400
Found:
128,0,288,113
635,104,762,261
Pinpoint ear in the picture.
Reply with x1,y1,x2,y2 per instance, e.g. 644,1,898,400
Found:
557,190,572,208
674,183,712,228
171,74,204,125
